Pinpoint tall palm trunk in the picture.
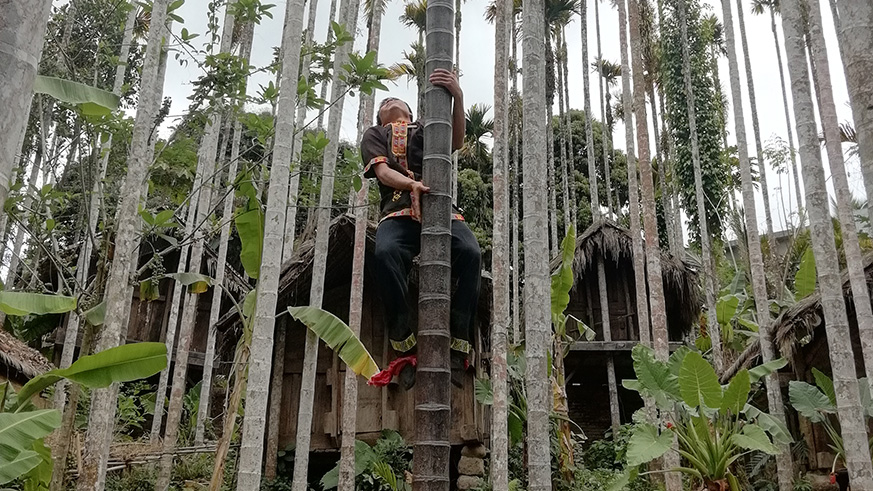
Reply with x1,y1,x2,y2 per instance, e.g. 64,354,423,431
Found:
581,0,599,217
511,15,522,344
835,0,873,227
291,1,359,488
51,7,139,484
285,0,321,259
452,0,462,205
150,170,195,442
151,9,239,448
194,13,253,450
717,0,794,486
594,0,612,217
490,1,512,486
411,0,455,488
235,0,307,487
0,0,52,213
548,128,559,250
522,0,551,488
734,0,773,238
337,4,385,488
157,21,247,490
677,0,722,372
78,1,172,487
780,0,873,487
617,0,650,347
808,0,873,436
546,33,559,251
630,3,681,489
556,31,571,231
561,30,578,226
56,1,138,388
768,7,803,216
317,0,340,130
650,84,678,256
629,0,668,360
198,120,244,447
6,116,46,288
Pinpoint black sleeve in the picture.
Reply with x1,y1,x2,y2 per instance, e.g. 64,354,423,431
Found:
361,126,389,179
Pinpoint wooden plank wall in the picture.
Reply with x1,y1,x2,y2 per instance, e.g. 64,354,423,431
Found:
276,283,485,451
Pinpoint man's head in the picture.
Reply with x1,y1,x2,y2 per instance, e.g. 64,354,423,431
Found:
376,97,413,126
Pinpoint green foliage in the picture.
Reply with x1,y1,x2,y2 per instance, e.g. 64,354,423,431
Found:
13,343,167,410
457,169,493,252
660,0,727,239
0,342,165,486
33,75,120,116
678,351,723,409
321,430,412,490
114,381,156,439
620,346,790,486
105,466,156,491
234,169,265,280
626,423,672,466
341,51,390,97
794,248,816,299
0,292,76,317
287,307,380,379
551,226,576,333
474,347,528,447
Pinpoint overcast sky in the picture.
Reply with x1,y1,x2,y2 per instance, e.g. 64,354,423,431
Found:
158,0,863,237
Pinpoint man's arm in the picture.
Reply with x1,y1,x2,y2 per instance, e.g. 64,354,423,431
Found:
373,164,430,220
429,68,465,152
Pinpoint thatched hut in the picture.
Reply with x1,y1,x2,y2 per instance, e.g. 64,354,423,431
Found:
220,214,492,456
0,328,53,389
722,254,873,470
558,222,701,440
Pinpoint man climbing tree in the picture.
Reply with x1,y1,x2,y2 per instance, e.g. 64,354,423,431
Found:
361,68,481,391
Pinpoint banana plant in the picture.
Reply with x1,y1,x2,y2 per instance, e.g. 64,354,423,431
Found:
0,342,167,487
610,345,791,491
788,368,873,473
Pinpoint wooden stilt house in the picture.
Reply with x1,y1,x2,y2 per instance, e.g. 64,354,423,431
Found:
558,222,701,440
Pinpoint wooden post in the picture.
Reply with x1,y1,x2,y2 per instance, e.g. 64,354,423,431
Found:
264,322,286,480
416,0,454,488
598,257,621,431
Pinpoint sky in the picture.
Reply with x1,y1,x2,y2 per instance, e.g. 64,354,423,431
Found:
157,0,864,239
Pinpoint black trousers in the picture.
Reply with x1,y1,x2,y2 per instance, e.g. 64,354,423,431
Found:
372,218,482,355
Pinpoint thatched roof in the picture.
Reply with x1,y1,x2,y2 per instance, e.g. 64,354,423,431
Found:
0,328,53,381
217,214,492,329
553,221,702,335
722,254,873,381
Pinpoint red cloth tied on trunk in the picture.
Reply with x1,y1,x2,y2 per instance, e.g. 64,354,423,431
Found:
367,355,417,387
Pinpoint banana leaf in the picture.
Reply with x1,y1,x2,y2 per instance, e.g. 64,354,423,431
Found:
0,450,41,485
0,292,76,316
13,343,167,410
794,248,816,299
33,76,120,116
288,306,379,379
0,410,60,460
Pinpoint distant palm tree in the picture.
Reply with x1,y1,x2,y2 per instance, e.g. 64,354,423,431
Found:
400,0,426,42
460,103,494,173
398,1,427,114
388,41,425,115
591,57,621,132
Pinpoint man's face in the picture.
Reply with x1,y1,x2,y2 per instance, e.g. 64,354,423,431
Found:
379,98,412,125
